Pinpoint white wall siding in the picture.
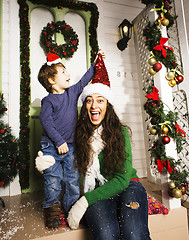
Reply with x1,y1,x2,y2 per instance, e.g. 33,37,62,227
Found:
0,0,21,196
102,0,146,177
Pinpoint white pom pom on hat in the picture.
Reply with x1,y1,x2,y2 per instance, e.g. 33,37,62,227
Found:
81,53,113,104
46,53,61,66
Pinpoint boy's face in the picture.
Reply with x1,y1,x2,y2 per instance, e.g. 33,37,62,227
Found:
50,65,70,93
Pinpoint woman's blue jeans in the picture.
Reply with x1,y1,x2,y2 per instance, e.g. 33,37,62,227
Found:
40,142,80,213
85,181,151,240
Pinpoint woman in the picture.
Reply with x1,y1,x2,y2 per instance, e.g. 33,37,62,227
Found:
67,54,151,240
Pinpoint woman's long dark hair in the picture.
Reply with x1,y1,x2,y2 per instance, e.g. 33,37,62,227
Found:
74,100,131,177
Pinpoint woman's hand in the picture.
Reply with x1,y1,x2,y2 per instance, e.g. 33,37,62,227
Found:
57,142,69,154
35,151,55,173
67,196,89,230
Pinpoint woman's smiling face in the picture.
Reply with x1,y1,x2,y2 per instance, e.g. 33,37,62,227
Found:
86,93,107,126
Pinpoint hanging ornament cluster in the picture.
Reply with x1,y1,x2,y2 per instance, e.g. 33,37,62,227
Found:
141,0,176,28
148,56,162,75
18,0,99,190
168,180,188,199
143,1,184,88
144,85,188,196
151,2,170,27
165,69,184,87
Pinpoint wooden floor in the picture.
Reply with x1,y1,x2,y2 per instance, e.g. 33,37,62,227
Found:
0,178,188,240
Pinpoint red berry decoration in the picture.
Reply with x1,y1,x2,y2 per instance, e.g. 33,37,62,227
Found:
176,75,184,83
153,62,162,72
161,136,170,144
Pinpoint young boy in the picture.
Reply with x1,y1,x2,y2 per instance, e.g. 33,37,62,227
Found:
36,52,103,228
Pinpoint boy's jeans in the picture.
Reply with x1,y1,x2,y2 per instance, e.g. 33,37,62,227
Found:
85,180,151,240
40,142,80,213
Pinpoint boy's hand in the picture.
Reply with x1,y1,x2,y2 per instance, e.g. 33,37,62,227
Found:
95,49,106,62
100,50,106,60
58,142,69,154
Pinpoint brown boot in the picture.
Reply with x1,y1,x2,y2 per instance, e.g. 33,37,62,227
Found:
44,202,62,228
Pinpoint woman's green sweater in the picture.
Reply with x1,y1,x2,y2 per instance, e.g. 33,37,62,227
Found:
84,126,138,206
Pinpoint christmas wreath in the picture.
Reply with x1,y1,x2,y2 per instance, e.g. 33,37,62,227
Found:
40,20,79,59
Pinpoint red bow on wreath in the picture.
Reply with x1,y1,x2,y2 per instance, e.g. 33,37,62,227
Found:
173,123,186,137
156,159,173,174
153,37,173,58
145,86,160,101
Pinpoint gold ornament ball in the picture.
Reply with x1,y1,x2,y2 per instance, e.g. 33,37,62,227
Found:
172,188,182,198
161,18,169,27
168,180,176,189
148,57,157,66
168,79,177,87
161,125,169,134
165,71,175,80
150,127,157,135
148,67,157,76
155,18,161,26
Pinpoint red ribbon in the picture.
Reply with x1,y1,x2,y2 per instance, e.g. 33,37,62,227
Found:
157,159,173,174
153,37,173,58
173,123,186,137
145,86,160,101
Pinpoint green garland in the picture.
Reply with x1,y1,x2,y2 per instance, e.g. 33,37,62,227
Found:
143,23,178,70
142,0,188,196
40,20,79,59
18,0,31,189
17,0,99,190
144,85,188,192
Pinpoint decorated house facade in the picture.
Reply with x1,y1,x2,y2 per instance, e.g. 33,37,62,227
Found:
0,0,189,238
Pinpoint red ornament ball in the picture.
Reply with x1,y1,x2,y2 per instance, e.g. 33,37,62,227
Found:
163,208,169,215
0,181,4,186
153,62,162,72
0,129,5,134
161,136,170,144
176,75,184,83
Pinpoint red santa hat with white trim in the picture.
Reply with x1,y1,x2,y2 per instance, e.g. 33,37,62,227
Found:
46,53,61,66
81,53,113,104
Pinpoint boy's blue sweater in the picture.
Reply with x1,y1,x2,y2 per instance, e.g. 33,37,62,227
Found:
39,63,95,148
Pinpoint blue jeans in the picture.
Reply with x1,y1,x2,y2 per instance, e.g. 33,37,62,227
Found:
85,181,151,240
40,142,80,213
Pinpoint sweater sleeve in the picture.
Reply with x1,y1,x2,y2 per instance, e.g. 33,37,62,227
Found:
84,127,138,206
72,62,95,94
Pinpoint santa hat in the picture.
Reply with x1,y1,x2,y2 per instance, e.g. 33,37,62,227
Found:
81,53,113,104
46,53,61,66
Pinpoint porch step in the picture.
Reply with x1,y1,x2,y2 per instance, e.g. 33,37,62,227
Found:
32,207,188,240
